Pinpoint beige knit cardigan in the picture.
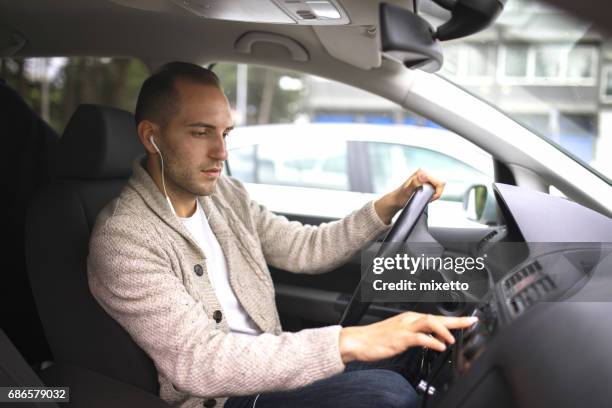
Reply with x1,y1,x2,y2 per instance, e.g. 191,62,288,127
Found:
87,157,390,407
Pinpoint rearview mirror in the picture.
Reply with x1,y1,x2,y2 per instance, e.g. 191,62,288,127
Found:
431,0,506,41
379,3,443,72
380,0,505,72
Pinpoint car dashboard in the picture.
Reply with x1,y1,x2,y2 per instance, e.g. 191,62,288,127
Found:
425,184,612,408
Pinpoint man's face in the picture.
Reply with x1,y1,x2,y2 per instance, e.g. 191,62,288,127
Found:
156,78,233,197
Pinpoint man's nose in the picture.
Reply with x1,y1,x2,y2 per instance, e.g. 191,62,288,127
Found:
209,132,228,161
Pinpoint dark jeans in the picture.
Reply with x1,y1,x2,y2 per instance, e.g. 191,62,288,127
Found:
225,348,422,408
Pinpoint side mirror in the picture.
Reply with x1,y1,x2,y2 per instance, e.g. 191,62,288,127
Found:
463,184,488,221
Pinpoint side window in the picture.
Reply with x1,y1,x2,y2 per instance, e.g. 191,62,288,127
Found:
215,62,495,225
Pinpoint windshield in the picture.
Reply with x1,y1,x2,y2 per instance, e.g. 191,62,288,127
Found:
430,0,611,183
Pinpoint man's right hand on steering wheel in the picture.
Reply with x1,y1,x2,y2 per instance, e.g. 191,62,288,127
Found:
338,312,478,364
373,168,446,225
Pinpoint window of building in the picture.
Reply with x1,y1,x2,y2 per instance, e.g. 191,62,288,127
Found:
500,44,597,85
503,44,529,77
599,65,612,103
534,46,564,79
567,47,596,79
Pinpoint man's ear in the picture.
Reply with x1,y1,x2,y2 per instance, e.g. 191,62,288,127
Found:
137,120,159,154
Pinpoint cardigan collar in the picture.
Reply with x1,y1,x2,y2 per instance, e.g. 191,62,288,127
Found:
127,156,274,333
127,156,232,258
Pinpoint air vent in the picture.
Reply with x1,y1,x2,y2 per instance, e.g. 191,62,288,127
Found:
504,260,542,291
508,276,555,316
477,229,498,252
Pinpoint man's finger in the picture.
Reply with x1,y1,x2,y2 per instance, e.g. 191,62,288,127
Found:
406,173,422,191
413,317,455,345
438,316,479,330
432,182,445,201
413,333,446,352
428,319,456,344
426,175,445,201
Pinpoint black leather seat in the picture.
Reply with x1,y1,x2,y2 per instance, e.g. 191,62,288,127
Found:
1,325,170,408
0,329,59,408
1,77,58,366
24,104,159,394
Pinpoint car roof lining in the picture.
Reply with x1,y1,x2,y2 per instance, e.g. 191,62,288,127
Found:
0,0,419,70
0,0,421,107
0,3,415,123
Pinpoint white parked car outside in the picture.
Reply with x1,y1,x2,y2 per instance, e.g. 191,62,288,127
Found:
226,123,495,228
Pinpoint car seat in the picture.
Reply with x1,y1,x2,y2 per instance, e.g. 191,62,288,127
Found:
1,77,58,367
24,104,160,394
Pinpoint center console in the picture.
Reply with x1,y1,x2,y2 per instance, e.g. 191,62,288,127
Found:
423,243,612,408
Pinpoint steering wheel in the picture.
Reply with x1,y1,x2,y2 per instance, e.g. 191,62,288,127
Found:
339,183,436,326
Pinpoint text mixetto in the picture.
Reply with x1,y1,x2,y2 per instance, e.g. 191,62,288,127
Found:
373,279,470,291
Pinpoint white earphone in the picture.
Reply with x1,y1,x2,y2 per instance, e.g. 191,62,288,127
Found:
150,135,177,216
150,135,213,222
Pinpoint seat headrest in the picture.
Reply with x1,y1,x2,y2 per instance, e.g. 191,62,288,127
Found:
57,104,144,179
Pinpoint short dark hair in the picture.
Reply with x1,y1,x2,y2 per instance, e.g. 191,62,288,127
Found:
134,61,221,127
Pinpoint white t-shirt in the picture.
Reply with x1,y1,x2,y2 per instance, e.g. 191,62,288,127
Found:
179,199,261,336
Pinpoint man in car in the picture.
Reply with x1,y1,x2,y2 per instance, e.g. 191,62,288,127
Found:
87,61,478,408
